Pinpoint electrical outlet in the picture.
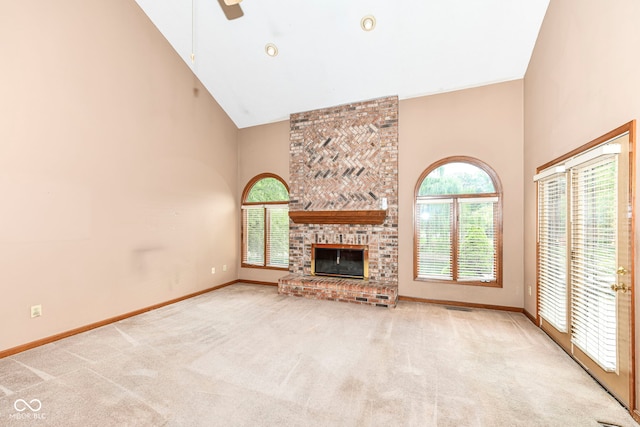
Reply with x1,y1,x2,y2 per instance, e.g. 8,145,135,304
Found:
31,305,42,318
223,264,228,272
528,285,532,296
211,267,216,274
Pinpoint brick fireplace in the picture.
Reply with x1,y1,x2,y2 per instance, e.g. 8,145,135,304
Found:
278,96,399,307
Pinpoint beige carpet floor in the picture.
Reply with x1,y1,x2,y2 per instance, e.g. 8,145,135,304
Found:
0,283,637,426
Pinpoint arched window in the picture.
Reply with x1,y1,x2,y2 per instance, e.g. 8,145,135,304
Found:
242,173,290,269
414,157,502,287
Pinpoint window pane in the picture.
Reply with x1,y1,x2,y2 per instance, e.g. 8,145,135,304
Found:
418,162,495,196
246,178,289,202
244,207,264,265
416,200,452,279
267,207,289,268
457,199,496,281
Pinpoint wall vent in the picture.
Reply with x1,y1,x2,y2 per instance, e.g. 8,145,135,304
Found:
445,306,472,312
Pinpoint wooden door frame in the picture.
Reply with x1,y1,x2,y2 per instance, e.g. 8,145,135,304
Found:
534,120,636,417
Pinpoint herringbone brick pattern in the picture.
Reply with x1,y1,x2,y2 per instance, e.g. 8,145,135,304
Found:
300,119,382,210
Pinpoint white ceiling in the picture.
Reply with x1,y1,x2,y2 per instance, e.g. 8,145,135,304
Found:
135,0,550,129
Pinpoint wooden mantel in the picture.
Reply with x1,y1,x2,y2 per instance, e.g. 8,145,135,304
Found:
288,210,387,225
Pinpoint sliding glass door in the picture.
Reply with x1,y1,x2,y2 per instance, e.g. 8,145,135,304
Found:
536,124,634,407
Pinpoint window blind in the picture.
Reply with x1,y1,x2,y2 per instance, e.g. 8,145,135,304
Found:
267,206,289,268
570,156,618,372
416,199,453,279
457,198,497,282
243,206,264,265
537,174,568,332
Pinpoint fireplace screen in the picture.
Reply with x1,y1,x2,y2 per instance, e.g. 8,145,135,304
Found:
311,244,369,280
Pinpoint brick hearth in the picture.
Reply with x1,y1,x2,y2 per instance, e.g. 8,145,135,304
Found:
278,274,398,308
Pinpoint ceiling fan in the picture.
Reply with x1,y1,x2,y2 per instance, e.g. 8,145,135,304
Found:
218,0,244,20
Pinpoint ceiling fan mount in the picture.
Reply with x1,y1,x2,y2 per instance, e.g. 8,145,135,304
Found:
217,0,244,20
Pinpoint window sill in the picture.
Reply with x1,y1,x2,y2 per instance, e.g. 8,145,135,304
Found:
241,264,289,271
414,277,502,288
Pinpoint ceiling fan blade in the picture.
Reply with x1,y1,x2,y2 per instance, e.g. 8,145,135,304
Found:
217,0,244,20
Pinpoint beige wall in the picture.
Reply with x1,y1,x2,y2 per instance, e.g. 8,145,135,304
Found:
0,0,239,352
237,120,290,283
523,0,640,315
399,81,524,307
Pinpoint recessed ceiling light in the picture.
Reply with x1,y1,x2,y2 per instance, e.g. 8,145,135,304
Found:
265,43,278,57
360,15,376,31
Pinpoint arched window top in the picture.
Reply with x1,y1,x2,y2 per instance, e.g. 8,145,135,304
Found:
414,156,502,287
241,173,290,270
417,158,499,197
243,174,289,203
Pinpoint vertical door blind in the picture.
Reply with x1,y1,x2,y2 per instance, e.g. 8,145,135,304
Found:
570,156,618,371
535,143,620,372
537,173,568,332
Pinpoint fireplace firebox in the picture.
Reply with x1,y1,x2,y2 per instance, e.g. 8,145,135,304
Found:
311,244,368,280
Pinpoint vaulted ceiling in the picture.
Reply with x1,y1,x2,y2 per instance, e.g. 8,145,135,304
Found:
135,0,550,129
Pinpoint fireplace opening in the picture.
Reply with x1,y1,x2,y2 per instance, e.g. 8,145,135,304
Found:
311,244,368,280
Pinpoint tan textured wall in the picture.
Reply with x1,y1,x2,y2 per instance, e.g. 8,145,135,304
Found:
524,0,640,404
0,0,238,352
399,81,524,307
523,0,640,316
237,120,290,283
